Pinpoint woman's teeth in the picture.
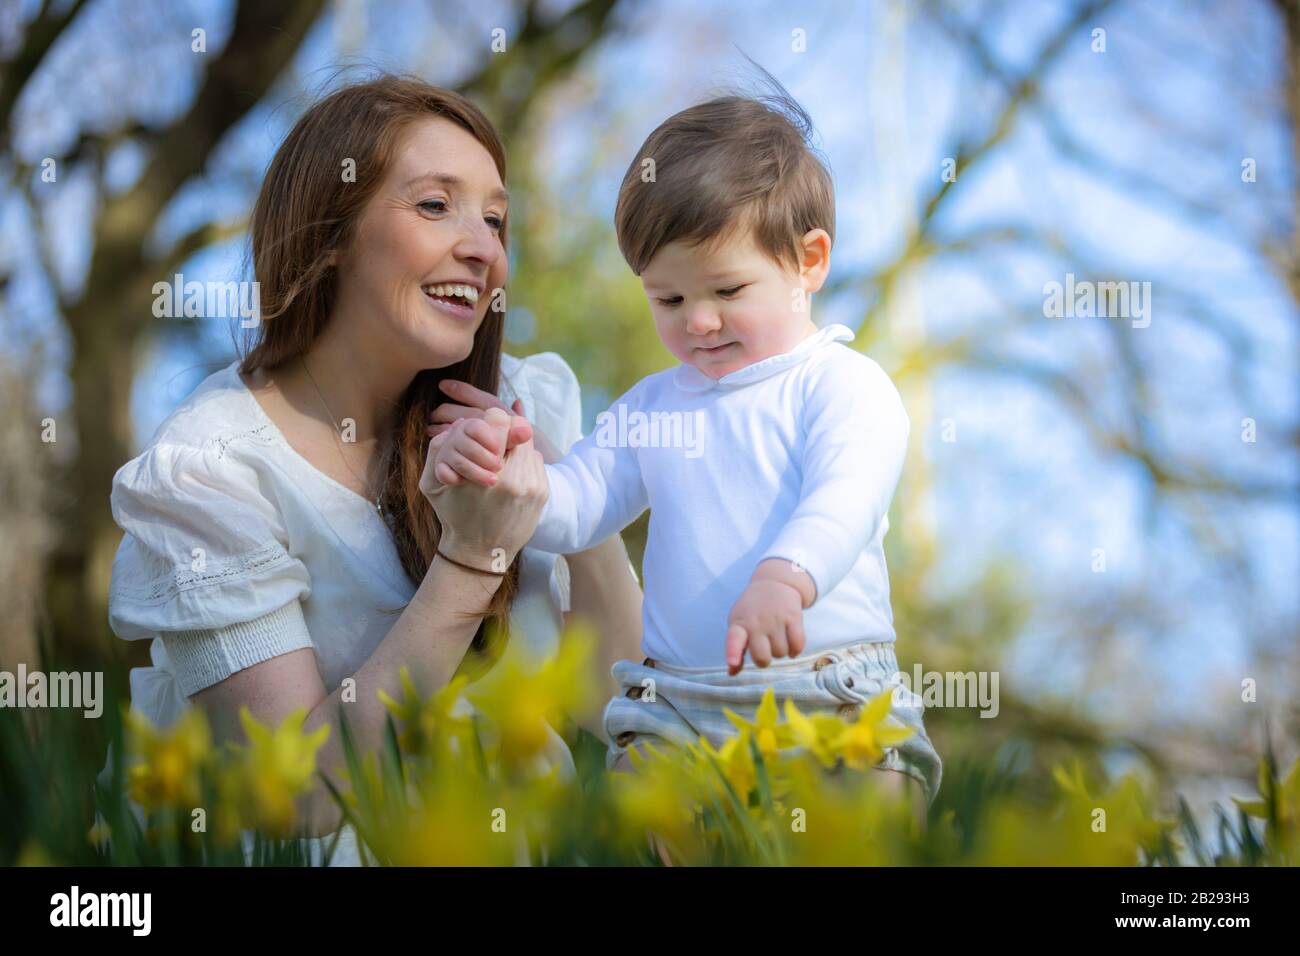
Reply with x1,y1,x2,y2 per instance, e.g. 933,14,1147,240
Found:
422,284,480,305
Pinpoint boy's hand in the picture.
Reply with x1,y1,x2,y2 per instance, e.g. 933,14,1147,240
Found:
429,380,560,463
725,578,807,676
429,407,530,488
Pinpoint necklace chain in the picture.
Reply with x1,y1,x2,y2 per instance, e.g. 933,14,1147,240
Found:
300,355,386,515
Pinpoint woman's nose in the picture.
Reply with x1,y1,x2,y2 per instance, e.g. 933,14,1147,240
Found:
452,212,502,267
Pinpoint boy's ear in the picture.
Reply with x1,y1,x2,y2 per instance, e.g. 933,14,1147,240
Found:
798,228,832,294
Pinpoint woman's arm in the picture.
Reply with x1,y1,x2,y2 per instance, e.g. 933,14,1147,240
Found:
563,534,643,740
193,409,547,838
192,551,505,836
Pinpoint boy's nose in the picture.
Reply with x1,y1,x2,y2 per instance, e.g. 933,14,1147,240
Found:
684,305,721,335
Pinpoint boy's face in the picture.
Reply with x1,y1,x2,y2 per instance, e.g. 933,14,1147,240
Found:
640,226,829,380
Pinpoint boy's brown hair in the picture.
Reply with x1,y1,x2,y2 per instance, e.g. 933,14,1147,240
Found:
614,83,835,276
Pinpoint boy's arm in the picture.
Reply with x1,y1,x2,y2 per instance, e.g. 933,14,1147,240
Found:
760,355,910,604
427,399,649,556
529,402,649,556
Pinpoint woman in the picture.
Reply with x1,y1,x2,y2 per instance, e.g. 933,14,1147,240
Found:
104,76,643,861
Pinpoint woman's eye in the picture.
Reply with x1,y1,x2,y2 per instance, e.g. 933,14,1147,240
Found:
718,284,747,297
418,199,448,214
484,215,504,232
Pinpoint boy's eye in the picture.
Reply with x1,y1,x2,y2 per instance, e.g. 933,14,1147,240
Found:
656,295,683,307
717,284,747,297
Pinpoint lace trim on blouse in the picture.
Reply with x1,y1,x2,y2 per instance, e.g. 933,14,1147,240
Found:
110,542,295,607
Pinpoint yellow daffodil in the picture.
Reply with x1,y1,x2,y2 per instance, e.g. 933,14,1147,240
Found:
1233,756,1299,823
723,687,794,759
1052,758,1092,801
837,691,917,770
696,728,759,802
229,706,330,836
783,699,850,768
779,758,910,865
1232,756,1300,860
212,766,245,846
778,692,915,772
125,706,212,813
381,775,517,866
377,667,474,760
609,741,708,865
976,764,1176,865
466,625,596,772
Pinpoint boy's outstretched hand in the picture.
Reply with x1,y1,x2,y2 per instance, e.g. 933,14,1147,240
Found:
725,558,816,675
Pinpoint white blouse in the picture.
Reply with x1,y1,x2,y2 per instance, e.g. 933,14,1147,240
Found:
103,352,587,862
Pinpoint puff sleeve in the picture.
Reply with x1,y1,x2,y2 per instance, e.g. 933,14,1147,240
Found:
501,351,584,455
107,441,314,696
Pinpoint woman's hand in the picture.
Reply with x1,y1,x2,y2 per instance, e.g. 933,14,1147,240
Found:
429,378,562,463
421,408,548,568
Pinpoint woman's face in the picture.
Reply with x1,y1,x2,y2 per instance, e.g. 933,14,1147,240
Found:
332,116,509,370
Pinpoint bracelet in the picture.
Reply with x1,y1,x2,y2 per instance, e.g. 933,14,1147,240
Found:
435,546,506,576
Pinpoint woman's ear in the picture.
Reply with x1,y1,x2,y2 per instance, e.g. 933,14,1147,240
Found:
799,228,832,294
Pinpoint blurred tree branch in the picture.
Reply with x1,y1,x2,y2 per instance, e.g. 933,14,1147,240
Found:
460,0,620,142
0,0,88,149
12,0,328,667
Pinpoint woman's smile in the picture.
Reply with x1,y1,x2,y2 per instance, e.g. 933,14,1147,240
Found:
421,281,483,321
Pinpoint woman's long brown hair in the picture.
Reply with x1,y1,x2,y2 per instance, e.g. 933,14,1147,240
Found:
239,75,517,664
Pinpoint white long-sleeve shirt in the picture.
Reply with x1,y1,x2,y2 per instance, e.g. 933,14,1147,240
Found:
530,323,910,668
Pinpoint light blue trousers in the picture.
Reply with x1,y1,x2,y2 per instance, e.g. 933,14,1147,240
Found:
603,640,943,807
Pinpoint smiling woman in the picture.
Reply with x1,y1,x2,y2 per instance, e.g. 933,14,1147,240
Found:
102,75,643,863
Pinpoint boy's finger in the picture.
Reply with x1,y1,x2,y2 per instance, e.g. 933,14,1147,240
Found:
725,624,748,675
787,619,807,658
433,461,462,486
443,451,498,487
452,428,503,472
767,629,789,660
463,418,504,456
749,633,773,669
